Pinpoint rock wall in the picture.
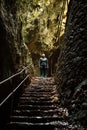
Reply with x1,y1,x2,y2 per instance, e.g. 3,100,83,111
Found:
18,0,68,76
0,0,33,81
0,1,33,128
56,0,87,125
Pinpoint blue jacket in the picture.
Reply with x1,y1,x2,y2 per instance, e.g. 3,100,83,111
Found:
39,57,48,68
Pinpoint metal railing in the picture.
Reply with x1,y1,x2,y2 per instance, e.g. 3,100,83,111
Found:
0,65,30,107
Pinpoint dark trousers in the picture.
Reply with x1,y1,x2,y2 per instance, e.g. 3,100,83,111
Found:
40,67,47,77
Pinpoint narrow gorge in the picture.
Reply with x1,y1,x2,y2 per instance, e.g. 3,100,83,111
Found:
0,0,87,129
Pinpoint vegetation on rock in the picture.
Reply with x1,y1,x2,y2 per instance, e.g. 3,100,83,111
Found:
16,0,69,75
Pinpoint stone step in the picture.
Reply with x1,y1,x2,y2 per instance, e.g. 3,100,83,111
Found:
19,100,57,105
25,86,56,91
10,115,62,123
17,104,59,110
7,121,68,130
22,93,58,98
24,89,56,93
13,109,62,117
19,96,53,101
23,91,57,96
5,77,68,130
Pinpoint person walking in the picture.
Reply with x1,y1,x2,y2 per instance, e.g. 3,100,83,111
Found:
39,53,48,77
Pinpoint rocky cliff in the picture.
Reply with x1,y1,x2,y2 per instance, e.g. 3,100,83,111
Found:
56,0,87,126
0,0,33,81
18,0,68,75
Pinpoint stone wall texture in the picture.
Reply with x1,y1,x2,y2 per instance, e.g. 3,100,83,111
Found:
0,0,33,81
56,0,87,125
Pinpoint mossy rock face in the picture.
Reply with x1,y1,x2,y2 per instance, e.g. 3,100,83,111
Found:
72,110,87,126
0,0,34,80
16,0,68,75
55,0,87,126
18,1,66,50
0,0,68,77
76,110,87,120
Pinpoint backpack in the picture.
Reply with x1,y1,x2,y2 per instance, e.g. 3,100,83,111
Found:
40,57,47,68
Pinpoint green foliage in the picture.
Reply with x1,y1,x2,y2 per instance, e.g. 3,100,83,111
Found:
35,0,39,4
16,0,68,59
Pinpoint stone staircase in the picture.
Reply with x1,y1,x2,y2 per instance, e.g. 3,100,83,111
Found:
5,77,68,130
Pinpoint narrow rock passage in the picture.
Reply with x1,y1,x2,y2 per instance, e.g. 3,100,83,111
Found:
6,77,69,130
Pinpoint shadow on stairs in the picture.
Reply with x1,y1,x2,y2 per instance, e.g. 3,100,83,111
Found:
3,77,69,130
